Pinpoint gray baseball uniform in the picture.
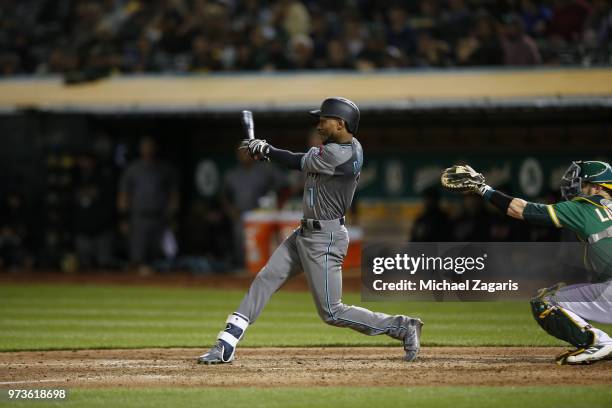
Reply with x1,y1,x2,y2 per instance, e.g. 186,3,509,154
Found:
235,138,412,340
119,160,179,264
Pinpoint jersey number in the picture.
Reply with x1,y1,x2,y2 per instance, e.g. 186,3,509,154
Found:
595,208,612,222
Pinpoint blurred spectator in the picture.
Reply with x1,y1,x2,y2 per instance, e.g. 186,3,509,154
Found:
0,192,34,271
411,187,453,242
73,154,116,269
413,0,443,33
489,211,533,241
343,17,366,59
547,0,592,42
282,0,312,39
157,10,192,56
118,137,180,272
491,0,521,19
382,45,410,68
45,47,80,74
325,39,353,69
288,34,315,69
440,0,474,46
500,14,542,65
582,0,612,64
456,13,504,65
223,146,289,267
0,54,21,76
452,195,494,241
189,34,219,72
183,196,232,263
520,0,553,38
0,0,608,75
386,6,416,56
310,10,332,66
233,27,269,71
356,33,388,70
264,37,292,70
414,32,452,67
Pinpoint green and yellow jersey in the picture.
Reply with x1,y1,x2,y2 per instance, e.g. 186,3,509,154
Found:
523,195,612,282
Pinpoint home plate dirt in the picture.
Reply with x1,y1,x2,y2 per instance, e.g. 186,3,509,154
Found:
1,347,610,388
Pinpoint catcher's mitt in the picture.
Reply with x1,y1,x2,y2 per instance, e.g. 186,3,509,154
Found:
440,165,486,194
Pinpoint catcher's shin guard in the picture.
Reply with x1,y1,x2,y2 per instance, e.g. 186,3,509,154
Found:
530,298,595,349
198,313,249,364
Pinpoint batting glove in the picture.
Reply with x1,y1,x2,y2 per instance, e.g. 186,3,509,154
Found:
239,139,270,161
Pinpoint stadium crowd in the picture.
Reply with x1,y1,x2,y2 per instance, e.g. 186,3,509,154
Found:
1,0,611,77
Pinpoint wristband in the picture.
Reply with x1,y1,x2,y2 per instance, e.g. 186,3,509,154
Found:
482,187,514,213
479,185,494,199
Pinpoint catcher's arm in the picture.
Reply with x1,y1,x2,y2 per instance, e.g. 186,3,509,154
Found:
440,165,526,219
507,198,527,220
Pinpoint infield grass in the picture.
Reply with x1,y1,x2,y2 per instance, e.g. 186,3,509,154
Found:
2,284,611,351
1,387,611,408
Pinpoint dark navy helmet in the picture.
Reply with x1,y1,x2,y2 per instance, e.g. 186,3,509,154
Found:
309,97,360,135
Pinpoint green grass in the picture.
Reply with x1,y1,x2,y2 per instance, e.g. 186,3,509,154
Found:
1,387,611,408
1,284,611,408
2,283,611,351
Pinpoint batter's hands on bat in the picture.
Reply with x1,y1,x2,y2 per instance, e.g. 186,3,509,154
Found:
239,138,270,161
441,164,487,195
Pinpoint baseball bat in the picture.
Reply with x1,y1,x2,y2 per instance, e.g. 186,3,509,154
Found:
241,110,255,140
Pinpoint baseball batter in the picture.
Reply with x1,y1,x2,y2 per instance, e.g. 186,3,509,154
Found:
441,161,612,365
198,97,423,364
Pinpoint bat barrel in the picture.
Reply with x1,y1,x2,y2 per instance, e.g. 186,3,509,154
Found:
242,110,255,139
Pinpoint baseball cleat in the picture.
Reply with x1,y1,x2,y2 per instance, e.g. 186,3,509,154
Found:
197,340,234,364
562,344,612,365
403,318,424,362
555,348,583,365
198,313,249,365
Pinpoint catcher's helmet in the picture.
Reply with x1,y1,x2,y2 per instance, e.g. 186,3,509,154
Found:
560,160,612,200
309,97,360,135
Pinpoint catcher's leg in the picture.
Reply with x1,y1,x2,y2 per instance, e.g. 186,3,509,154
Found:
549,282,612,365
198,230,302,364
530,282,612,365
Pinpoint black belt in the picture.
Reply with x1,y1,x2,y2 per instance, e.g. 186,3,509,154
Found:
300,217,345,230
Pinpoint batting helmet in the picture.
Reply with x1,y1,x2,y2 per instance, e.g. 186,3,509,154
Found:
561,160,612,200
309,97,360,135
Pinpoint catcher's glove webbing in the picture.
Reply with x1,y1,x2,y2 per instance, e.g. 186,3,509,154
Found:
440,165,486,194
441,164,515,213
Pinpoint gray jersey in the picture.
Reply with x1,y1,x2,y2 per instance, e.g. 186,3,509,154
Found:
300,138,363,220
